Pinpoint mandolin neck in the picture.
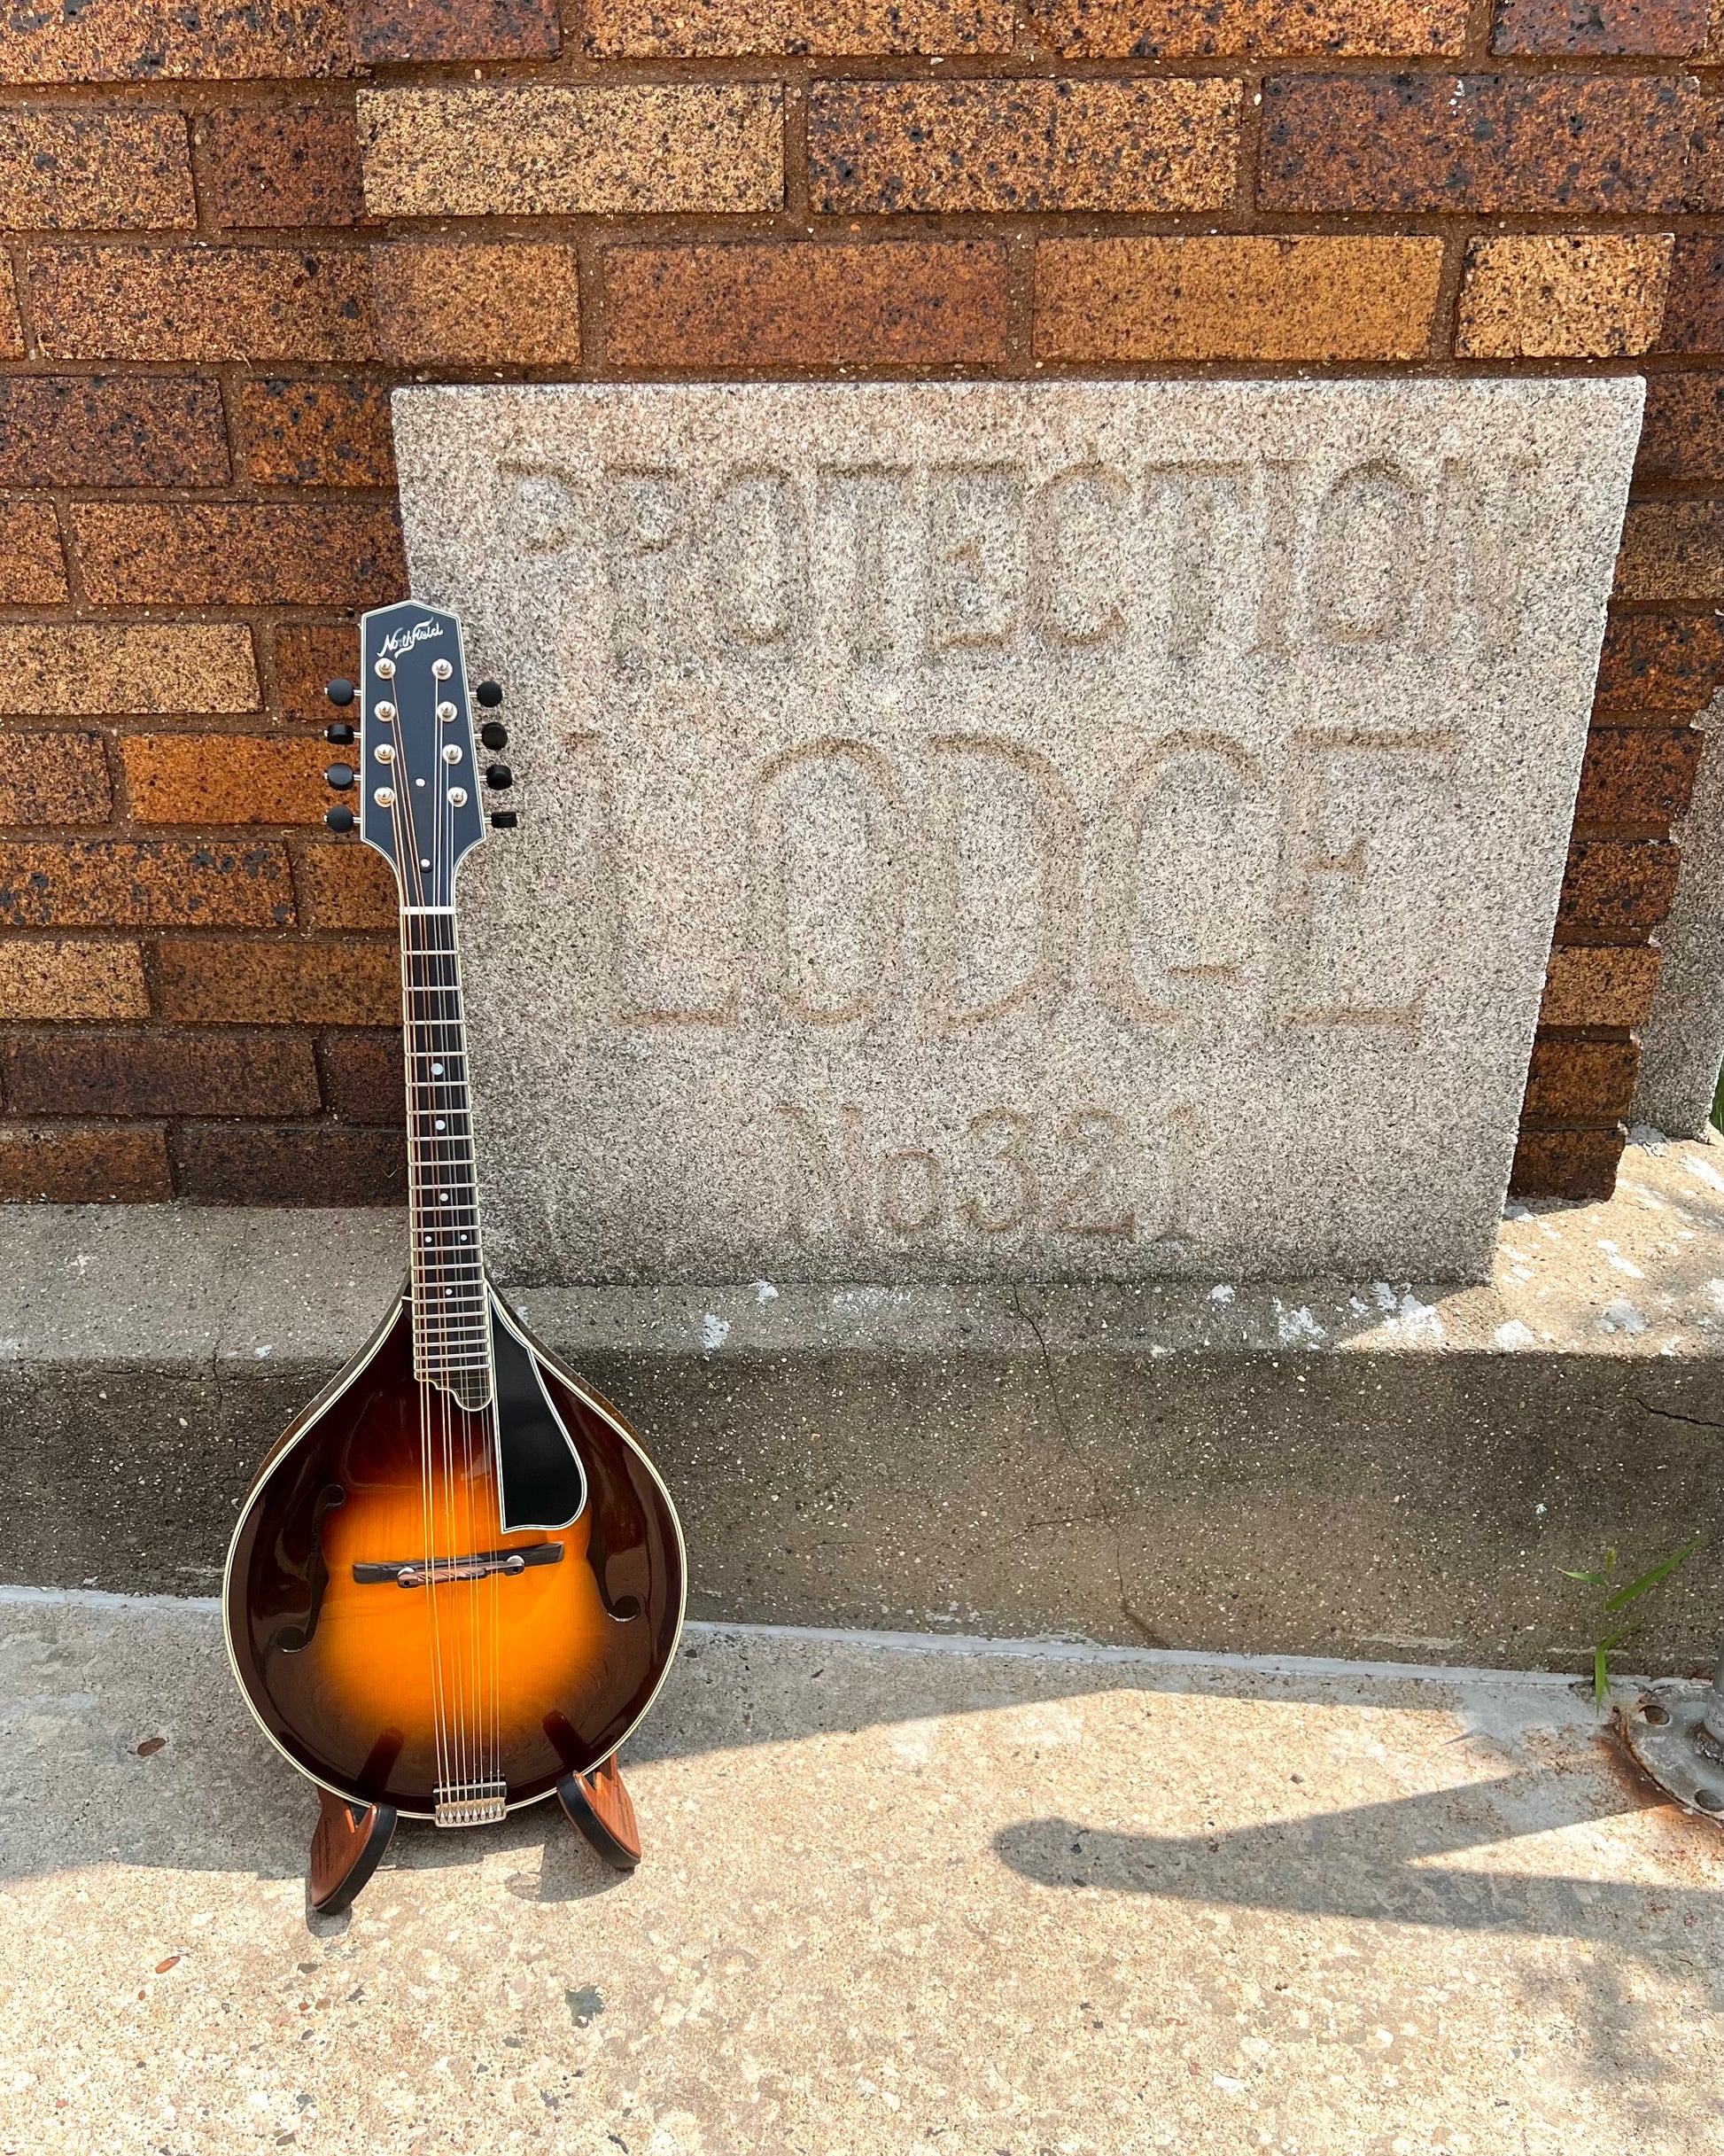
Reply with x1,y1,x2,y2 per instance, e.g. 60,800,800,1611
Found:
400,907,491,1406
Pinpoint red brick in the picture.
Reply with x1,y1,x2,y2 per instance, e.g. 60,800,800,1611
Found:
604,242,1010,370
3,1031,319,1117
0,1123,170,1202
297,842,398,930
1658,238,1724,354
171,1120,407,1203
0,3,353,83
1596,611,1724,710
158,938,399,1024
0,840,294,929
348,0,562,62
0,732,111,826
371,243,580,368
72,502,405,608
0,377,229,487
1635,373,1724,485
1557,837,1682,932
1539,943,1661,1029
30,246,375,363
121,735,330,827
0,501,68,604
0,107,193,228
587,0,1013,53
1492,0,1711,50
273,625,360,725
1509,1125,1625,1200
0,938,150,1020
809,78,1239,214
206,103,363,230
237,379,395,487
321,1030,405,1123
1257,73,1704,213
1575,724,1704,824
1523,1037,1639,1119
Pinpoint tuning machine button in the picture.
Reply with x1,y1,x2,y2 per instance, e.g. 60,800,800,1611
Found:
325,761,356,790
324,805,356,834
484,763,514,790
489,809,519,830
479,720,509,751
325,677,356,708
324,720,355,747
475,681,503,709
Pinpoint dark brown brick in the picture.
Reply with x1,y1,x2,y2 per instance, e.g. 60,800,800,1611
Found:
158,938,399,1024
1523,1037,1639,1120
588,0,1013,53
0,938,150,1020
1614,501,1723,604
1557,837,1682,932
1257,73,1704,213
296,843,397,930
1687,93,1721,215
237,379,395,487
30,247,375,363
0,377,229,487
1658,238,1724,355
0,3,353,83
0,732,111,826
1635,373,1724,485
273,625,360,724
0,107,193,227
0,1124,170,1202
3,1031,319,1117
0,501,67,604
809,78,1239,214
1029,0,1465,51
322,1030,405,1122
206,103,363,230
72,502,405,608
0,255,18,359
604,242,1010,370
1539,943,1660,1028
1575,724,1704,824
121,735,328,827
1509,1125,1626,1200
171,1121,406,1203
0,841,294,929
1492,0,1710,51
348,0,562,62
1596,611,1724,710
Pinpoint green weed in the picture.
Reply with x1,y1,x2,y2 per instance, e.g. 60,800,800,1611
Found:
1560,1542,1701,1712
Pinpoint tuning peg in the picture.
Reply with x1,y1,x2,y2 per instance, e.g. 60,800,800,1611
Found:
325,762,356,790
485,763,514,790
479,720,509,751
324,720,355,747
489,809,518,830
324,805,356,834
475,681,503,709
326,678,355,708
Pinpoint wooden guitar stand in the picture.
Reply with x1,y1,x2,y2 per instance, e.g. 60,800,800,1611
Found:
309,1757,643,1917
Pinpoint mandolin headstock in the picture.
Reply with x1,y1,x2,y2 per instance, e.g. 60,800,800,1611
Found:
322,601,514,907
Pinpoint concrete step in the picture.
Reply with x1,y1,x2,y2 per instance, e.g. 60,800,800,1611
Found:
3,1133,1720,1669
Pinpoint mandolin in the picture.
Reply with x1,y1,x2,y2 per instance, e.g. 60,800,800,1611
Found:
224,600,685,1914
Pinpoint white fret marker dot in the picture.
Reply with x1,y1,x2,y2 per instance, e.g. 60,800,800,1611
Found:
431,1062,443,1075
435,1120,446,1132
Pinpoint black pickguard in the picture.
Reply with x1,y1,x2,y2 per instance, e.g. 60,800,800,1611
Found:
491,1296,588,1531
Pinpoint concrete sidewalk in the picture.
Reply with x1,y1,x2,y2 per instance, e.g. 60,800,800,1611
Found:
1,1589,1719,2156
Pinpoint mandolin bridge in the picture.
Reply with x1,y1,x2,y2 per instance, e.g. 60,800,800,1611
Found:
352,1543,563,1589
435,1779,508,1827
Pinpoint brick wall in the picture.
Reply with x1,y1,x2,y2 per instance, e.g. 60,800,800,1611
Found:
0,0,1717,1208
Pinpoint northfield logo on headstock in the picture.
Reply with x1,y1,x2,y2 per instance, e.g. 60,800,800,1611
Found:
377,618,447,662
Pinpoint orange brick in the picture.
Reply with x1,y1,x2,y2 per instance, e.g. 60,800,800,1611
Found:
0,938,150,1019
350,0,561,62
273,624,360,723
604,241,1010,369
122,735,330,827
1493,0,1712,53
1557,837,1682,931
1613,501,1724,603
1027,0,1465,51
1509,1125,1625,1199
158,938,400,1024
371,243,580,367
0,2,353,83
1456,235,1673,358
1574,723,1704,822
30,246,375,363
0,501,68,603
0,839,293,928
297,841,399,930
1035,234,1442,362
0,1123,170,1202
1658,237,1723,354
73,502,404,608
0,107,193,228
237,379,396,487
809,78,1239,214
1539,943,1660,1028
0,254,20,358
0,624,259,716
0,376,229,487
0,731,111,825
1596,612,1724,710
589,0,1009,48
1523,1036,1638,1119
206,102,363,229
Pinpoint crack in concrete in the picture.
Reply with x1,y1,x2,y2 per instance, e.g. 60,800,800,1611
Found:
1011,1287,1165,1649
1635,1397,1724,1433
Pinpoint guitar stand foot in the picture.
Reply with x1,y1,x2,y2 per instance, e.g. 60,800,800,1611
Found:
309,1785,398,1916
557,1755,641,1872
